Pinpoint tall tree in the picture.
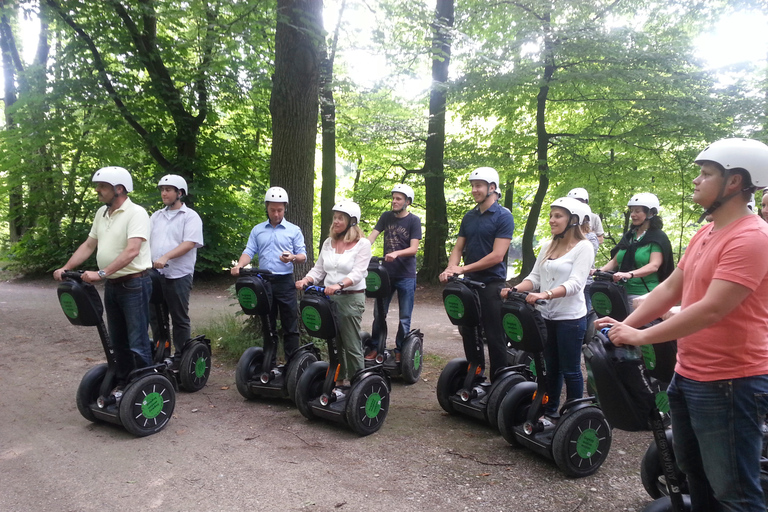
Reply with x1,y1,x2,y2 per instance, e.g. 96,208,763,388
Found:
416,0,452,283
269,0,323,271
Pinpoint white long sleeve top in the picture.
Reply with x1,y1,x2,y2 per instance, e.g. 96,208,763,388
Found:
305,237,371,291
522,239,594,321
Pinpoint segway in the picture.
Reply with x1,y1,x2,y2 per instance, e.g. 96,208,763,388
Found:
497,291,612,477
234,268,320,403
361,256,424,384
148,269,212,392
295,285,391,436
436,275,530,431
584,327,689,510
58,270,176,437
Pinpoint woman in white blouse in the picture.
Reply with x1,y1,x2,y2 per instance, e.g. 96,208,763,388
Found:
501,197,594,424
295,201,371,387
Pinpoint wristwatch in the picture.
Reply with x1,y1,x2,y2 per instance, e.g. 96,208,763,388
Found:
337,281,345,290
98,270,107,279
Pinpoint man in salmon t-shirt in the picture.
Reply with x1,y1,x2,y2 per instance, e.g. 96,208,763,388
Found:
596,138,768,511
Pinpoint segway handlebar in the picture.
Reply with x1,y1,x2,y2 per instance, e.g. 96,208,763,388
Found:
61,270,85,281
504,290,547,305
303,284,342,296
447,274,486,289
592,270,628,283
238,267,274,277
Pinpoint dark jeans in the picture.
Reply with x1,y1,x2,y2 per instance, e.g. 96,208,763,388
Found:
543,316,586,416
267,274,300,364
458,280,507,382
149,273,193,352
668,373,768,511
104,275,153,380
371,276,416,352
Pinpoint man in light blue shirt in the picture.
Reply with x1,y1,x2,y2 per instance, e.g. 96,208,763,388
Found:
231,187,307,361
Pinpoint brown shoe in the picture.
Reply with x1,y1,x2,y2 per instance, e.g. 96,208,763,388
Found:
395,352,401,363
365,350,378,361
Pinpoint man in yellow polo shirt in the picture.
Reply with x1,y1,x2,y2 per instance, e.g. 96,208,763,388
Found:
54,166,153,382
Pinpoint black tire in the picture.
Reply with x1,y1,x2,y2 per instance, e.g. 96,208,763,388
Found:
285,350,319,404
640,496,692,512
399,334,423,385
118,373,175,437
641,429,688,499
178,341,211,392
486,372,526,431
295,361,329,420
76,364,109,423
552,406,612,478
513,351,538,381
497,380,537,445
235,347,264,400
346,374,390,436
436,358,468,414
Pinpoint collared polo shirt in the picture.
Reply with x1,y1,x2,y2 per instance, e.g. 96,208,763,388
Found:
150,203,204,279
89,197,152,278
457,201,515,283
244,218,306,275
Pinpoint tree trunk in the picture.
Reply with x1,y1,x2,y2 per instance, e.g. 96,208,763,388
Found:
518,11,554,279
417,0,453,284
319,0,345,252
270,0,322,273
0,8,23,243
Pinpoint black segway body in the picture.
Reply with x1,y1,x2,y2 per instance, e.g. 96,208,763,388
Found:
58,272,176,437
436,277,525,431
148,269,212,392
363,257,424,384
296,286,391,436
589,270,631,321
235,268,319,403
497,292,611,478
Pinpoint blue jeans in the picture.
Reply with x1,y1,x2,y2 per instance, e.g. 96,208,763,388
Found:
104,275,153,380
668,373,768,511
149,273,193,352
372,277,416,352
543,316,586,416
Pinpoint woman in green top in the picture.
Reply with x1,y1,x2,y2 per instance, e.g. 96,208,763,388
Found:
598,192,674,304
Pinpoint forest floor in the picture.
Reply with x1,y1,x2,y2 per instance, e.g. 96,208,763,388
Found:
1,273,655,512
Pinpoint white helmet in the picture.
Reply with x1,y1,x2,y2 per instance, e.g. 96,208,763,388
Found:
264,186,289,204
567,187,589,203
627,192,660,215
157,174,187,195
551,197,590,224
92,166,133,193
468,167,499,190
391,183,415,204
333,200,361,226
694,138,768,189
748,193,756,212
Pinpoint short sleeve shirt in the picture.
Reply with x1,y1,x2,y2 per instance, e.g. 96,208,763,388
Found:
373,211,422,279
150,204,204,279
457,202,515,283
88,197,152,278
676,215,768,381
616,241,662,294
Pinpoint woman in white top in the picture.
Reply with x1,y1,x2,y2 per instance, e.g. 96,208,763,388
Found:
501,197,594,422
295,201,371,387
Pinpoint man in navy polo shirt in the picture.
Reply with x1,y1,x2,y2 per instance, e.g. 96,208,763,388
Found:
439,167,515,381
231,187,307,364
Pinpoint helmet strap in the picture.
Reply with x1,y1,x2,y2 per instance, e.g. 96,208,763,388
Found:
553,219,578,240
696,171,750,223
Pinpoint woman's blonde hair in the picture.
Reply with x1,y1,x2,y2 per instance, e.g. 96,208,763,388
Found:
328,214,364,243
545,211,586,259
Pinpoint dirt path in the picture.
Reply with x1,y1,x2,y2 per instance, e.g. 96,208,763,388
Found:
0,276,653,511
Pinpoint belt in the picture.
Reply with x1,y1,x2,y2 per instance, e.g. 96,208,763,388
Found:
338,289,365,295
109,270,149,284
